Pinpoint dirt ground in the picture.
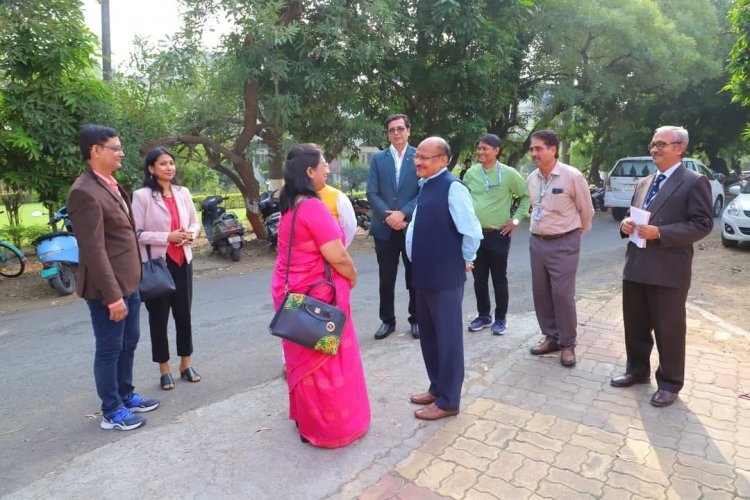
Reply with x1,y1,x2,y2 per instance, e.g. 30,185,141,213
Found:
1,226,747,329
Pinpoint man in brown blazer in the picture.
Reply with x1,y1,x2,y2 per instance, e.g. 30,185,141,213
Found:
611,126,713,407
67,124,159,431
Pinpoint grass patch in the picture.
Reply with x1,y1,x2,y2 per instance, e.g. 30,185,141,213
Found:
0,203,48,228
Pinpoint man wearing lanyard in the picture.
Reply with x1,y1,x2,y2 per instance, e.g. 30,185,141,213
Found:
463,134,530,335
526,130,594,367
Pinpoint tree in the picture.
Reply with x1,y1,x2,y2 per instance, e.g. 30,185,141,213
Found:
0,0,111,215
340,163,369,193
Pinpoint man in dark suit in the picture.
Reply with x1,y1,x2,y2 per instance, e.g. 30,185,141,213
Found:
611,125,713,407
67,124,159,431
366,114,420,339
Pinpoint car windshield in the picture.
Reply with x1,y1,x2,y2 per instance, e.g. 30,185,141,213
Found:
610,159,656,178
742,181,750,194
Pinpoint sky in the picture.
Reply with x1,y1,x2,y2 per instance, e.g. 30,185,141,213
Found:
81,0,223,69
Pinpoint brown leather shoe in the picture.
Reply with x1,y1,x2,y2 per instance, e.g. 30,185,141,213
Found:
560,348,576,367
410,391,438,405
610,373,650,387
414,402,459,420
529,340,561,355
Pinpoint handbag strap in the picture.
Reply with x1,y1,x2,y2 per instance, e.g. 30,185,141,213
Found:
284,198,337,305
136,229,153,260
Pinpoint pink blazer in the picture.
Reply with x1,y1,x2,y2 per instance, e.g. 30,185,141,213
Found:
131,186,201,264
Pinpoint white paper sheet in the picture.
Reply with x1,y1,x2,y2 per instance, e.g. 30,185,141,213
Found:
628,206,650,249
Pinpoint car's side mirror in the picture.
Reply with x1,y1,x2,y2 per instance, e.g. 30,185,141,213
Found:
729,185,741,195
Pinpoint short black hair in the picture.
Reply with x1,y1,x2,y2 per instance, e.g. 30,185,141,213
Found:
278,143,323,213
79,124,118,160
142,147,181,196
385,113,410,130
463,158,472,166
478,134,501,149
530,130,559,158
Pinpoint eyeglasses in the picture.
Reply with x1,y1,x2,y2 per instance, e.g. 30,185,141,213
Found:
99,144,124,153
414,153,445,161
387,126,407,134
648,141,682,151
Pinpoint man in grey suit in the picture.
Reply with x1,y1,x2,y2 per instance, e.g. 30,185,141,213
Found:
611,125,713,407
367,114,420,339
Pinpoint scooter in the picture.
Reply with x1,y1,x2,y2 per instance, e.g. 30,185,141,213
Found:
259,189,281,251
31,205,79,296
590,185,607,212
199,196,245,262
349,196,372,232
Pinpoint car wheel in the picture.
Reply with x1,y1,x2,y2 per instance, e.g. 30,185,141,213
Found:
713,196,723,218
721,234,738,248
611,207,627,221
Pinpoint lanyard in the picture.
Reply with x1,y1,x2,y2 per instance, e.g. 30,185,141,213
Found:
479,162,503,191
538,172,555,202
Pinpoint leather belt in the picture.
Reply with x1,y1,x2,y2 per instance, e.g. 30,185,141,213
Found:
482,227,500,233
532,229,577,240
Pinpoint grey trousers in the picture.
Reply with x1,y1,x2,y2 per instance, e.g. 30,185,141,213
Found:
529,231,581,348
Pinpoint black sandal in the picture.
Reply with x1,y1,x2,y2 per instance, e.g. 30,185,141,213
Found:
160,373,175,390
180,367,201,383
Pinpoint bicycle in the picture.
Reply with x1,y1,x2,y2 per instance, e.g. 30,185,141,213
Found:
0,209,27,277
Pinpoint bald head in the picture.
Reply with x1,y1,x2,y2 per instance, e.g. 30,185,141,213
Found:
415,137,452,179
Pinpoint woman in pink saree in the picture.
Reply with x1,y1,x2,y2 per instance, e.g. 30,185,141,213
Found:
271,144,370,448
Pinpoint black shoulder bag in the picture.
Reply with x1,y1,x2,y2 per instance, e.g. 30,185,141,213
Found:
268,200,347,356
137,230,176,302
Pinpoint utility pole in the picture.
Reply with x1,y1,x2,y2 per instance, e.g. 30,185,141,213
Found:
100,0,112,81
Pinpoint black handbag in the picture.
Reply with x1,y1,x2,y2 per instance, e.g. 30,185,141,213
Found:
138,244,176,301
269,200,347,356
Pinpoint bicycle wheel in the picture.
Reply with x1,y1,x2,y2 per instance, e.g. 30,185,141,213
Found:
0,241,25,277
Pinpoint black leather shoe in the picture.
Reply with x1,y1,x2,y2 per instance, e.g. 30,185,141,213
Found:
610,373,650,388
651,389,678,407
374,322,396,340
410,323,420,339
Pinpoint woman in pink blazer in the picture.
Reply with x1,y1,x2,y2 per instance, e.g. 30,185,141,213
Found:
132,148,201,390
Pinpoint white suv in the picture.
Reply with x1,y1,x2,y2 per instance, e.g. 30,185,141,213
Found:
603,156,724,221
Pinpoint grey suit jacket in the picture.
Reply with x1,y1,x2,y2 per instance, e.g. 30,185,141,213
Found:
366,145,420,241
622,164,713,289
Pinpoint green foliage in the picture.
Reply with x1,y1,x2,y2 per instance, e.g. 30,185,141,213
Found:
339,164,369,193
0,0,112,205
0,224,49,249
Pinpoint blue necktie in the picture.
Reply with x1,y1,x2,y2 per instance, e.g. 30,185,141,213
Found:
643,174,666,209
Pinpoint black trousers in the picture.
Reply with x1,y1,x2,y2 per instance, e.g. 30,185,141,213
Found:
622,280,688,393
472,231,511,320
144,256,193,363
416,286,465,411
374,229,416,325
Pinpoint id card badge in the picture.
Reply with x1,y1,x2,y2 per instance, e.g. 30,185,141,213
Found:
532,206,542,221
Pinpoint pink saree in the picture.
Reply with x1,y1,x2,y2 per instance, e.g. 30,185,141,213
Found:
271,198,370,448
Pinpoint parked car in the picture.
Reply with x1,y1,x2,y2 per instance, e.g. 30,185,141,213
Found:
603,156,724,221
721,183,750,247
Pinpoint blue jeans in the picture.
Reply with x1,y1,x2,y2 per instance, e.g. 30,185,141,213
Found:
86,291,141,418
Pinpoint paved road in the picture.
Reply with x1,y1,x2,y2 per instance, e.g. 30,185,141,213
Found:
0,212,625,495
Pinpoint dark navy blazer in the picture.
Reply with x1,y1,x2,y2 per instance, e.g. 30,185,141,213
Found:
366,145,420,242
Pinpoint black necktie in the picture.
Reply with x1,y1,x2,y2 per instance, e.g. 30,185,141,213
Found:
643,174,666,209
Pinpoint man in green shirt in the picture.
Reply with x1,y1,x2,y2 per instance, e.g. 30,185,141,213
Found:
463,134,530,334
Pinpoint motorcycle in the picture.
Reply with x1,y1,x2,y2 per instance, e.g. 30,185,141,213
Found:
199,196,245,262
31,205,79,296
349,196,372,232
590,185,607,212
259,189,281,251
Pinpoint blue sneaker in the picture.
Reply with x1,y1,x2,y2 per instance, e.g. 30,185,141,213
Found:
100,406,146,431
491,319,507,335
468,316,492,332
124,393,160,413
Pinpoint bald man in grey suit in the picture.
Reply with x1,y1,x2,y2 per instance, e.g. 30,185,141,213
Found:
611,126,713,408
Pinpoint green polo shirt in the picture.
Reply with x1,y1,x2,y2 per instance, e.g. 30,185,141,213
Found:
463,162,531,229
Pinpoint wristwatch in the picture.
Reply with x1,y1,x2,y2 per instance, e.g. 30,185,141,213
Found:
512,218,520,226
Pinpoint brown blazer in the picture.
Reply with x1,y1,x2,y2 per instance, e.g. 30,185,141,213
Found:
67,168,142,304
621,164,713,289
